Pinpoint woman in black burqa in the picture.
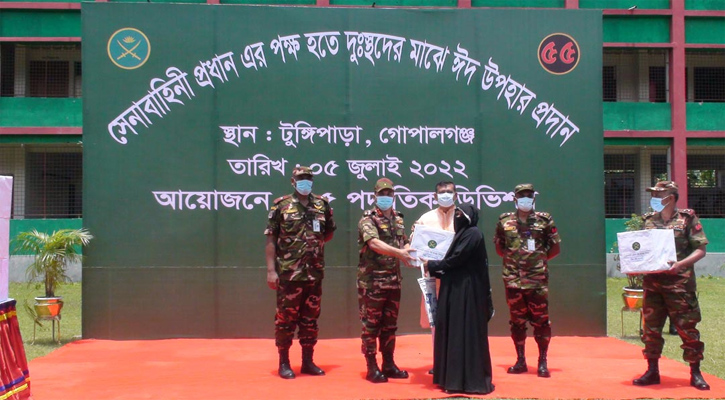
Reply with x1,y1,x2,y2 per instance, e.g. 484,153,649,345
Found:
423,204,495,395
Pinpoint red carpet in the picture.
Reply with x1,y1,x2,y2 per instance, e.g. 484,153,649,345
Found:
28,335,725,399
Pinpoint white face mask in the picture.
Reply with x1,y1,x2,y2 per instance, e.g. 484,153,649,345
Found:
650,196,669,212
516,197,535,212
437,192,455,208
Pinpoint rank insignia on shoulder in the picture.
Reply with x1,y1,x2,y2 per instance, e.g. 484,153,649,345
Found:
536,212,551,219
273,195,290,204
499,212,514,219
680,209,695,216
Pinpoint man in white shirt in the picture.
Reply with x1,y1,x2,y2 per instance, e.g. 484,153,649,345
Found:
411,181,457,374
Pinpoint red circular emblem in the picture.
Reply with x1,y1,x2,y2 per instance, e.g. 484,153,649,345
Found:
538,33,580,75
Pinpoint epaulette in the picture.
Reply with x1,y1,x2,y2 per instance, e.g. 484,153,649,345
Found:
499,212,514,220
535,211,551,220
643,211,656,219
273,195,291,204
680,209,696,217
395,211,404,218
363,209,374,217
313,193,329,203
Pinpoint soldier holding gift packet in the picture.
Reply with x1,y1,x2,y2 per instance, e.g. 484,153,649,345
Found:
632,180,710,391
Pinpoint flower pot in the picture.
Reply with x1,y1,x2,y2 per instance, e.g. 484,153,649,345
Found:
622,288,643,309
34,297,64,319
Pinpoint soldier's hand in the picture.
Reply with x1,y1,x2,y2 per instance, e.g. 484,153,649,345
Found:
399,248,416,268
665,260,683,275
267,271,279,290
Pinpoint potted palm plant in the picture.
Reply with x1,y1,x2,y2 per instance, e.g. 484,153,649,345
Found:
13,229,92,318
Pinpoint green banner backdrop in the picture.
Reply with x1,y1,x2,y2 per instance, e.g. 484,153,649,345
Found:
82,4,604,339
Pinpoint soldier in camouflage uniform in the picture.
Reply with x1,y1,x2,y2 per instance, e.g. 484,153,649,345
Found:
357,178,416,383
264,166,336,380
633,181,710,391
494,183,560,378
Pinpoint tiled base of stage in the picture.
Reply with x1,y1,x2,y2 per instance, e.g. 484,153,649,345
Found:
29,335,725,399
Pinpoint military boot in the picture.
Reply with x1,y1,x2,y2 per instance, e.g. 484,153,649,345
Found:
507,344,527,374
365,354,388,383
536,338,551,378
278,348,295,379
633,358,660,386
668,320,678,335
300,346,325,376
690,362,710,390
382,352,409,379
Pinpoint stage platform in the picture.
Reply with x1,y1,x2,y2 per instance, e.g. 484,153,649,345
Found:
28,335,725,399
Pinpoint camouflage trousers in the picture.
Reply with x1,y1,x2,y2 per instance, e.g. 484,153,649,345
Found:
505,287,551,346
641,288,704,363
358,287,401,355
275,280,322,351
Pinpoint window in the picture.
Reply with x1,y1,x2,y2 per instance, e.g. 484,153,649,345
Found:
693,67,725,102
0,44,81,98
604,153,636,217
0,44,15,97
603,49,667,102
648,66,666,103
686,50,725,102
28,61,70,97
650,154,668,184
603,66,617,102
687,152,725,218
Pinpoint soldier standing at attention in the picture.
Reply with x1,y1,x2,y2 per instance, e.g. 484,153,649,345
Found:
633,181,710,391
494,183,560,378
357,178,416,383
265,166,336,379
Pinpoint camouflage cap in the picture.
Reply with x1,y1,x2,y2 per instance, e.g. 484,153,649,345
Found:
292,166,314,178
374,178,394,193
514,183,535,194
646,180,678,193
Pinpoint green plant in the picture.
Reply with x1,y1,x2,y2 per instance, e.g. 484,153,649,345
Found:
611,214,645,289
12,229,93,298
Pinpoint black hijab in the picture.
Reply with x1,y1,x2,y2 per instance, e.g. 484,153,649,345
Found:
444,203,480,258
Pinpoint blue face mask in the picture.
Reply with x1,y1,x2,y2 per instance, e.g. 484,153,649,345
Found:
516,197,535,212
295,179,313,196
437,192,455,208
650,197,666,212
376,196,394,211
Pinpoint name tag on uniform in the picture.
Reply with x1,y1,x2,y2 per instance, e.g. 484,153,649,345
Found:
313,219,321,232
527,239,536,251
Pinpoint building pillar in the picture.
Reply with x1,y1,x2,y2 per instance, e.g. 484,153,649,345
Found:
669,0,688,207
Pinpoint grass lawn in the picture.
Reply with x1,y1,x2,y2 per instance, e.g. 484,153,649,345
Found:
9,277,725,381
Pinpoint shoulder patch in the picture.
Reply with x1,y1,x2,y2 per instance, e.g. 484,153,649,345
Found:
499,212,514,220
314,193,330,203
273,195,291,204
